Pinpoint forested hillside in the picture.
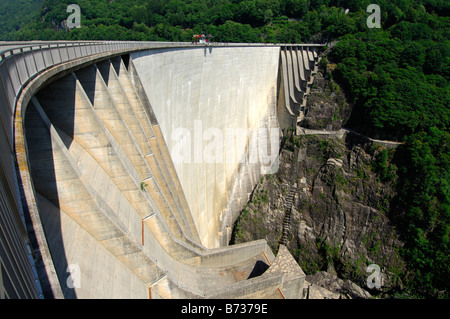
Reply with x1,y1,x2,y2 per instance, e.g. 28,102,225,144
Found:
324,2,449,298
1,0,449,298
0,0,43,37
3,0,333,42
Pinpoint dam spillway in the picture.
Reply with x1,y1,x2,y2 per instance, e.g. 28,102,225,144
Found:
0,42,321,299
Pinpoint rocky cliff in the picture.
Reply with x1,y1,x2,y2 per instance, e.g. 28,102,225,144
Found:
300,61,351,132
231,63,407,298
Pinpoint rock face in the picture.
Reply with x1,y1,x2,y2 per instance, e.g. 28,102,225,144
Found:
231,66,406,298
304,271,371,299
300,62,352,131
231,131,406,298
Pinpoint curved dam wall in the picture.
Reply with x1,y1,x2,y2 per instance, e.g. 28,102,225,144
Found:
131,46,281,248
18,52,284,299
1,42,321,299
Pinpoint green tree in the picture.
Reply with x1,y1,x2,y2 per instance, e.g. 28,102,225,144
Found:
285,0,308,18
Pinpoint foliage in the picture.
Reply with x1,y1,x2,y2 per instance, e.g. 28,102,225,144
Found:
0,0,43,37
371,147,397,183
0,0,372,42
326,1,449,298
2,0,449,298
392,128,450,297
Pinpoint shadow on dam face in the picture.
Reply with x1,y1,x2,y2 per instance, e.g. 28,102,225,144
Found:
23,54,204,298
204,46,213,58
247,260,270,279
25,76,78,299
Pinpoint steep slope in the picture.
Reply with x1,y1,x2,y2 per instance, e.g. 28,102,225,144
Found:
0,0,43,39
231,64,408,297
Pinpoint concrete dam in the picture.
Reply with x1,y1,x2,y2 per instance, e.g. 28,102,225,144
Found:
0,42,321,299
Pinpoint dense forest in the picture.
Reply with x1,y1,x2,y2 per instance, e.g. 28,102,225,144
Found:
0,0,43,37
1,0,449,298
324,2,449,298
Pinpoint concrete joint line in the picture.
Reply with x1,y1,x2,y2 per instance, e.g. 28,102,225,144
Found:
149,274,167,287
142,176,153,182
143,214,155,221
